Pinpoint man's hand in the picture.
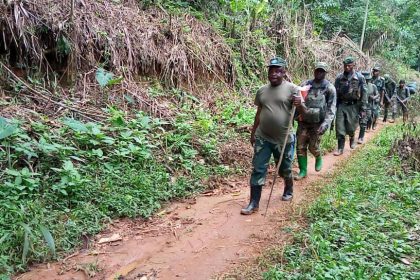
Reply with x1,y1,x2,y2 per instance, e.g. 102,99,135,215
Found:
292,95,302,107
360,111,367,118
250,133,256,146
317,123,329,135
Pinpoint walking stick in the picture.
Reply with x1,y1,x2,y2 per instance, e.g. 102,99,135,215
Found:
263,105,296,218
263,86,309,218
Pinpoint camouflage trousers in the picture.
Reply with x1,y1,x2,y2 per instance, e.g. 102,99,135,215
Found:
296,123,321,157
392,101,408,117
336,103,359,138
359,109,370,129
383,100,392,121
250,135,295,187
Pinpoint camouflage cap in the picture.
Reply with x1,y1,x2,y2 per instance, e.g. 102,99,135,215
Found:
361,71,372,80
315,62,329,72
399,79,406,84
372,66,381,71
267,57,287,68
384,74,390,79
343,56,356,64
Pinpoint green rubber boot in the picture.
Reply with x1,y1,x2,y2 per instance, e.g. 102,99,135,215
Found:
295,156,307,181
315,156,323,172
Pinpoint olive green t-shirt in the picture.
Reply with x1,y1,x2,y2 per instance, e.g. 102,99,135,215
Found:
254,81,299,146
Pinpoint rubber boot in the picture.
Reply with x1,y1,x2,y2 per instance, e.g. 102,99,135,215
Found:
357,127,366,144
334,137,345,156
350,136,356,149
315,156,323,172
281,177,293,201
294,156,307,181
241,185,262,215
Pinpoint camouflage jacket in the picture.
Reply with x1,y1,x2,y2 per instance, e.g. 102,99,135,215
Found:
367,82,379,107
372,76,385,94
334,71,368,111
384,78,396,102
298,79,337,127
394,86,410,102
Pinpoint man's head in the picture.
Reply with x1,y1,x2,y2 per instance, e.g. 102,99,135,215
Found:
267,57,287,86
384,74,390,81
314,62,328,81
372,66,380,77
343,56,356,73
399,79,405,88
361,71,372,83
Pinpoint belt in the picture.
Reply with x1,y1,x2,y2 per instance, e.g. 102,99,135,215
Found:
340,100,357,105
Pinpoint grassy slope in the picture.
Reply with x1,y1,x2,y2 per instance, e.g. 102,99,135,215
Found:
263,124,419,279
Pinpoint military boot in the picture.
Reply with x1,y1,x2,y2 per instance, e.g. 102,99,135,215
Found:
350,136,356,149
372,119,377,130
281,177,293,201
241,185,262,215
334,137,345,156
294,156,307,181
357,127,366,144
315,156,323,172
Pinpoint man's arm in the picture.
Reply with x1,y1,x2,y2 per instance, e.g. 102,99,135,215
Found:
359,76,368,112
321,84,337,128
402,87,411,103
250,106,261,146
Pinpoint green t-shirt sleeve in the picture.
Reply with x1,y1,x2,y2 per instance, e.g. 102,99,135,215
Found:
254,87,263,106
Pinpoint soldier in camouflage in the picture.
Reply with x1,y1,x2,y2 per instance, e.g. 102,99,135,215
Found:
359,71,379,143
392,79,410,124
370,66,385,130
333,57,368,156
382,74,396,122
295,62,336,180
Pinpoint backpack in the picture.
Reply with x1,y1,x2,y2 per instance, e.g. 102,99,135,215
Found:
301,79,330,124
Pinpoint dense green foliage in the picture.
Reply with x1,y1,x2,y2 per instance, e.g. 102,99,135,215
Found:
0,98,256,275
303,0,420,70
264,124,420,279
154,0,419,71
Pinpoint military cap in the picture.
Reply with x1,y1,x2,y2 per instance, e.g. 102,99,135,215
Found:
315,62,329,72
384,74,390,79
343,56,356,64
361,71,372,80
267,57,287,68
372,66,381,71
399,79,406,84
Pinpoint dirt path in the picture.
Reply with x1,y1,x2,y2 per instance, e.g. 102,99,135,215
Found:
17,125,385,280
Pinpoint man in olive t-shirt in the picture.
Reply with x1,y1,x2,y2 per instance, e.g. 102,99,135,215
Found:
241,57,305,215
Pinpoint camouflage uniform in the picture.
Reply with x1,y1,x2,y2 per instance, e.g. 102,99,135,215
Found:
334,62,368,151
360,71,379,135
297,79,336,158
383,75,396,122
371,68,385,129
392,84,410,123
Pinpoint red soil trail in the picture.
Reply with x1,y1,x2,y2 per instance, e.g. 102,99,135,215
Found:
16,124,385,280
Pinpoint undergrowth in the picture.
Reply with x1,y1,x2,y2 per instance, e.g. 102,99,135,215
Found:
0,98,255,276
263,123,420,279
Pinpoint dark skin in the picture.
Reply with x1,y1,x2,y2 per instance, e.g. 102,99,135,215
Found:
372,70,379,78
398,82,409,104
344,62,355,74
250,66,302,145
